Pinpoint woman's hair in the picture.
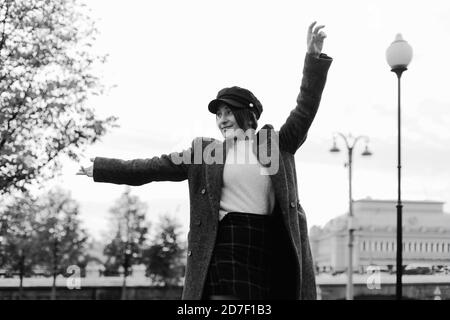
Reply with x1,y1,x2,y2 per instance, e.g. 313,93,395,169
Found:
229,107,258,130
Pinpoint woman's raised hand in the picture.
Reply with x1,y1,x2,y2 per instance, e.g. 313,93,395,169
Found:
307,21,326,57
76,158,94,177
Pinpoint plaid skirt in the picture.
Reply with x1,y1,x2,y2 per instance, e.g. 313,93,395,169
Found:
203,212,274,300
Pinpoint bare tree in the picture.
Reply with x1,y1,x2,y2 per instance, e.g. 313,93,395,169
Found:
103,187,149,300
34,187,89,300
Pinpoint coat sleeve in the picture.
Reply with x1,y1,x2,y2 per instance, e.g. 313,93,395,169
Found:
278,53,332,154
93,142,196,186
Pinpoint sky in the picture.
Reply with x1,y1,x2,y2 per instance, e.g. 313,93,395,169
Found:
48,0,450,240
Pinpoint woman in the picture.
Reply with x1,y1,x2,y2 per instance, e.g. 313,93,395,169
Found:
78,21,332,300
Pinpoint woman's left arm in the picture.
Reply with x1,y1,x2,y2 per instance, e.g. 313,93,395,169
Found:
278,22,333,154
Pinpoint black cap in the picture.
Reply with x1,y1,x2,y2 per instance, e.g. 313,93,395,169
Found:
208,86,263,119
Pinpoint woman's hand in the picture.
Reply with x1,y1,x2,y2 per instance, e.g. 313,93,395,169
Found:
76,158,94,177
307,21,326,57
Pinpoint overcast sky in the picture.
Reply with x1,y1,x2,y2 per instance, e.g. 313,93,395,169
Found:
49,0,450,240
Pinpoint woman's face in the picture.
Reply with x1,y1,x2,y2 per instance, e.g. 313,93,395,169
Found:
216,104,240,138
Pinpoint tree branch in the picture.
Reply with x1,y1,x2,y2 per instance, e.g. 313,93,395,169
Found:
0,0,11,54
0,77,36,152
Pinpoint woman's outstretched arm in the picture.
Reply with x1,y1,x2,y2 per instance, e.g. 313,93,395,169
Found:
76,146,193,186
278,21,332,154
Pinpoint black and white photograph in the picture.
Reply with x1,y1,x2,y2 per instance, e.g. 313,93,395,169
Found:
0,0,449,304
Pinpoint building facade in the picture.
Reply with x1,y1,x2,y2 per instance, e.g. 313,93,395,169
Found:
310,199,450,273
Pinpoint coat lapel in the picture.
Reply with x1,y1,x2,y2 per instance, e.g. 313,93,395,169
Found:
204,141,227,221
256,125,289,216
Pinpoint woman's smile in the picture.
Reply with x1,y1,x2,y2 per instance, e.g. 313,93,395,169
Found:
221,125,234,132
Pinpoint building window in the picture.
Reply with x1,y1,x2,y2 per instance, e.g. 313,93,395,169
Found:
362,241,366,251
442,243,445,253
425,243,428,252
392,242,395,251
420,243,423,252
408,242,412,252
380,242,384,252
414,242,417,252
374,241,378,251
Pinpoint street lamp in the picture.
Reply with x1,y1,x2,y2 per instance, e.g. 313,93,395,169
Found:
386,33,413,301
330,132,372,300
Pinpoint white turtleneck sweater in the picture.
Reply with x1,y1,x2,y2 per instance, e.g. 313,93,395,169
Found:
218,138,276,221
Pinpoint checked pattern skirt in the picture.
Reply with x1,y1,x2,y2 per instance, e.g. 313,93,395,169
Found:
203,212,275,299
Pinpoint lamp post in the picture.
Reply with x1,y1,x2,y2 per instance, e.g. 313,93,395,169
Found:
330,132,372,300
386,33,413,301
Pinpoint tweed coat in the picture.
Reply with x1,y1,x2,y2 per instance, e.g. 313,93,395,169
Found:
93,53,332,300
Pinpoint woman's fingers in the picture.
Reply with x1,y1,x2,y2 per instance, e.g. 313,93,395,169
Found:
316,31,327,41
90,158,95,162
313,25,325,35
76,163,94,177
307,22,326,55
308,22,325,44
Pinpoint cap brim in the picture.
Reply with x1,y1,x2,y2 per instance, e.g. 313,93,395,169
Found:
208,98,246,114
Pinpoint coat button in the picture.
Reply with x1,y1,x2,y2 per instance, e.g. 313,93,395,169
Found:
201,188,206,195
290,202,296,208
195,220,201,226
187,250,192,257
